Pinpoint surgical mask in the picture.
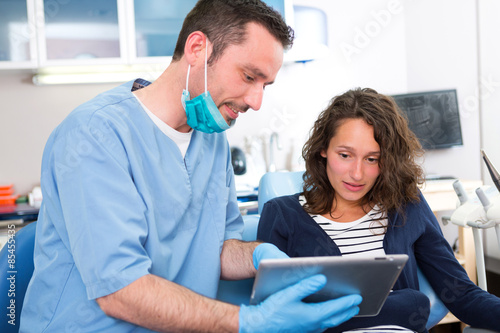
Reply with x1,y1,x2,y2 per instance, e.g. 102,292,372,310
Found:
181,44,234,133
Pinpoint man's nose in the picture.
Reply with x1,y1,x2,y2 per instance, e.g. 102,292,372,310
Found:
244,85,264,111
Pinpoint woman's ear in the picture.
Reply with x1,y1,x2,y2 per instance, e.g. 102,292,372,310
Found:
320,149,327,158
183,31,206,66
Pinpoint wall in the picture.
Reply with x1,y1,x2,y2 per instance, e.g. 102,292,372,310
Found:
478,0,500,259
0,72,115,194
227,0,409,185
228,0,483,185
404,0,481,179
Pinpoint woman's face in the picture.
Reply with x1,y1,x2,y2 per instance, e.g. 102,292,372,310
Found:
321,118,381,209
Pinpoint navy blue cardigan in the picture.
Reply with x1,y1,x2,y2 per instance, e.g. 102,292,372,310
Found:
257,193,500,332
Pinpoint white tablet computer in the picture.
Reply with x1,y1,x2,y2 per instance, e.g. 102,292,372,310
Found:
249,254,408,317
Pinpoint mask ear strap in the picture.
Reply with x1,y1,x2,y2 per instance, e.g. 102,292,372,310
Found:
185,37,207,93
204,39,208,95
186,64,191,91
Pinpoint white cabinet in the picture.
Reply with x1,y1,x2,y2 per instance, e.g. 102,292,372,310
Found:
131,0,196,61
36,0,124,66
0,0,37,69
127,0,292,63
2,0,197,69
1,0,297,73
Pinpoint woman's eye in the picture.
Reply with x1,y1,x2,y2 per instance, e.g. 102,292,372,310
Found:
367,157,379,163
339,153,350,159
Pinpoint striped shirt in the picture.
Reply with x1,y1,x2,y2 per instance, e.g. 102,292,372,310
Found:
344,325,418,332
298,195,415,333
298,195,387,258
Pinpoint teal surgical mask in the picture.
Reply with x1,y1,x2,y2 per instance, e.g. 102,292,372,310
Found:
181,45,234,133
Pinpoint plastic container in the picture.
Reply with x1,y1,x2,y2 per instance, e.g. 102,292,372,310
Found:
0,195,19,206
0,184,13,191
0,188,14,196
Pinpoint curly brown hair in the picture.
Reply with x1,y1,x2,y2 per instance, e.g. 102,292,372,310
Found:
172,0,294,65
302,87,425,220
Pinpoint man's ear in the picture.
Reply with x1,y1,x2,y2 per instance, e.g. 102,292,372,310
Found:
183,31,207,66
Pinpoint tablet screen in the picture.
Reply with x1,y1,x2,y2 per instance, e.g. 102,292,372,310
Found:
250,255,408,317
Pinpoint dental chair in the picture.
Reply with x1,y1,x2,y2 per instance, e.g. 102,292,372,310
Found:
217,171,449,330
0,221,36,333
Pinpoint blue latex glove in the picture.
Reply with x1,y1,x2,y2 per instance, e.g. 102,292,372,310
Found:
239,274,362,333
252,243,289,270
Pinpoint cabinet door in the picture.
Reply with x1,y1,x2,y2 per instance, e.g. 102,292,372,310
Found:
130,0,292,63
0,0,37,69
132,0,197,61
37,0,125,65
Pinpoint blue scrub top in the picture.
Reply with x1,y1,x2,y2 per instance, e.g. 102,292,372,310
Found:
20,80,244,332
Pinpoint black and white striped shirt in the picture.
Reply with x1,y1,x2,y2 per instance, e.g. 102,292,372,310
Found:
299,195,387,258
344,326,418,332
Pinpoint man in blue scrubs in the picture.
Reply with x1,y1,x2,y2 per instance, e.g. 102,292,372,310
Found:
20,1,361,332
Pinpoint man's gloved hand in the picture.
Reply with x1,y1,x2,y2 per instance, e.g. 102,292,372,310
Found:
252,243,289,270
239,274,362,333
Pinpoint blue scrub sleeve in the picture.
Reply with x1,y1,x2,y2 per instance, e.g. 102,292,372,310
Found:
49,117,152,300
223,151,244,242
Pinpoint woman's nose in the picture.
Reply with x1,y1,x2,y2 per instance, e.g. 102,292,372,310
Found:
350,160,363,180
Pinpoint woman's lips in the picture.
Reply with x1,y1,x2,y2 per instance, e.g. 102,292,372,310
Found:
343,181,365,192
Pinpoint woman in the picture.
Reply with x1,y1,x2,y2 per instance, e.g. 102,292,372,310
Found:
257,88,500,332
